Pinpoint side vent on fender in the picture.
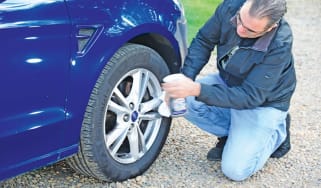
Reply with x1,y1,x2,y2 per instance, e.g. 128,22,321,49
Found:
76,26,97,56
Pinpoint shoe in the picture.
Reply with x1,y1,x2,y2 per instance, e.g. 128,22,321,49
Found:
207,136,227,161
271,114,291,158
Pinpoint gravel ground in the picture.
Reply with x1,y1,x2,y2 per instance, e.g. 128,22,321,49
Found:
1,0,321,187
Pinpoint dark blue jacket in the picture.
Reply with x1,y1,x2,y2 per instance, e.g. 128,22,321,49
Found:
182,0,296,111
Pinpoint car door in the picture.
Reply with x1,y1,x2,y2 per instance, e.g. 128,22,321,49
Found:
0,0,71,177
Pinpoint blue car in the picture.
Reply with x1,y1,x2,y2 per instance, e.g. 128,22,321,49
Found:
0,0,187,182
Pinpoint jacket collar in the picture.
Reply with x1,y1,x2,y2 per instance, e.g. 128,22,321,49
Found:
230,15,278,52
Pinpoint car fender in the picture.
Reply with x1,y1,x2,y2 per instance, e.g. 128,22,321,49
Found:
63,0,187,149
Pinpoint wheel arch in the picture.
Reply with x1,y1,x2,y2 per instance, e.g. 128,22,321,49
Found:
128,32,183,74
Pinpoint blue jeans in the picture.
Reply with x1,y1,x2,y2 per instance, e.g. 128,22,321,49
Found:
184,73,288,181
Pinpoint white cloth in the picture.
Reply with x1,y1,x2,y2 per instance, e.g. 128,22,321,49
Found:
157,91,171,117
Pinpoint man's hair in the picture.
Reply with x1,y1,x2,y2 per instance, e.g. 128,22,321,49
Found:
246,0,287,28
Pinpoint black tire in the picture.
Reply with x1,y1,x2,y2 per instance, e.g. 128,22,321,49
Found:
66,44,172,182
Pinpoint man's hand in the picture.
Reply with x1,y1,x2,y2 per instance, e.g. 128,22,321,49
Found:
161,74,201,99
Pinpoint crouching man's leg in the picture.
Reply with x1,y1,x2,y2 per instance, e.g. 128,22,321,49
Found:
183,73,231,137
221,107,288,181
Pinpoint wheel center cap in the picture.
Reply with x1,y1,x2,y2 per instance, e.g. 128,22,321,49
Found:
131,111,139,122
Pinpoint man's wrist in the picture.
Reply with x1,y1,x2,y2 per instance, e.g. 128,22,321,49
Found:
193,82,201,97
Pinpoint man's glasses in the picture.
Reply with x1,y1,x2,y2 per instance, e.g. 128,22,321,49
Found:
236,11,267,36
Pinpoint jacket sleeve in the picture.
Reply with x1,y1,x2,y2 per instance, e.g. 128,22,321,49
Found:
181,2,226,80
196,42,293,109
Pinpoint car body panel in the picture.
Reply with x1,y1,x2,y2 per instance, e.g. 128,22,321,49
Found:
0,0,187,181
0,0,72,180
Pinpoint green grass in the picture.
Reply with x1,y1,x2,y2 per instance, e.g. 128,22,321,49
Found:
181,0,221,44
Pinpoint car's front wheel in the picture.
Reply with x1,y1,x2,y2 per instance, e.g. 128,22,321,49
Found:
66,44,172,181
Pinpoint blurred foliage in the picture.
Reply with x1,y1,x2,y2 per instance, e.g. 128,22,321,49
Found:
181,0,221,44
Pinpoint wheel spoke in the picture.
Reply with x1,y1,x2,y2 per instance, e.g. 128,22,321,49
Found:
113,88,130,109
108,100,129,115
140,98,162,114
128,124,146,159
106,125,129,156
140,112,161,121
137,125,147,153
129,70,150,104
